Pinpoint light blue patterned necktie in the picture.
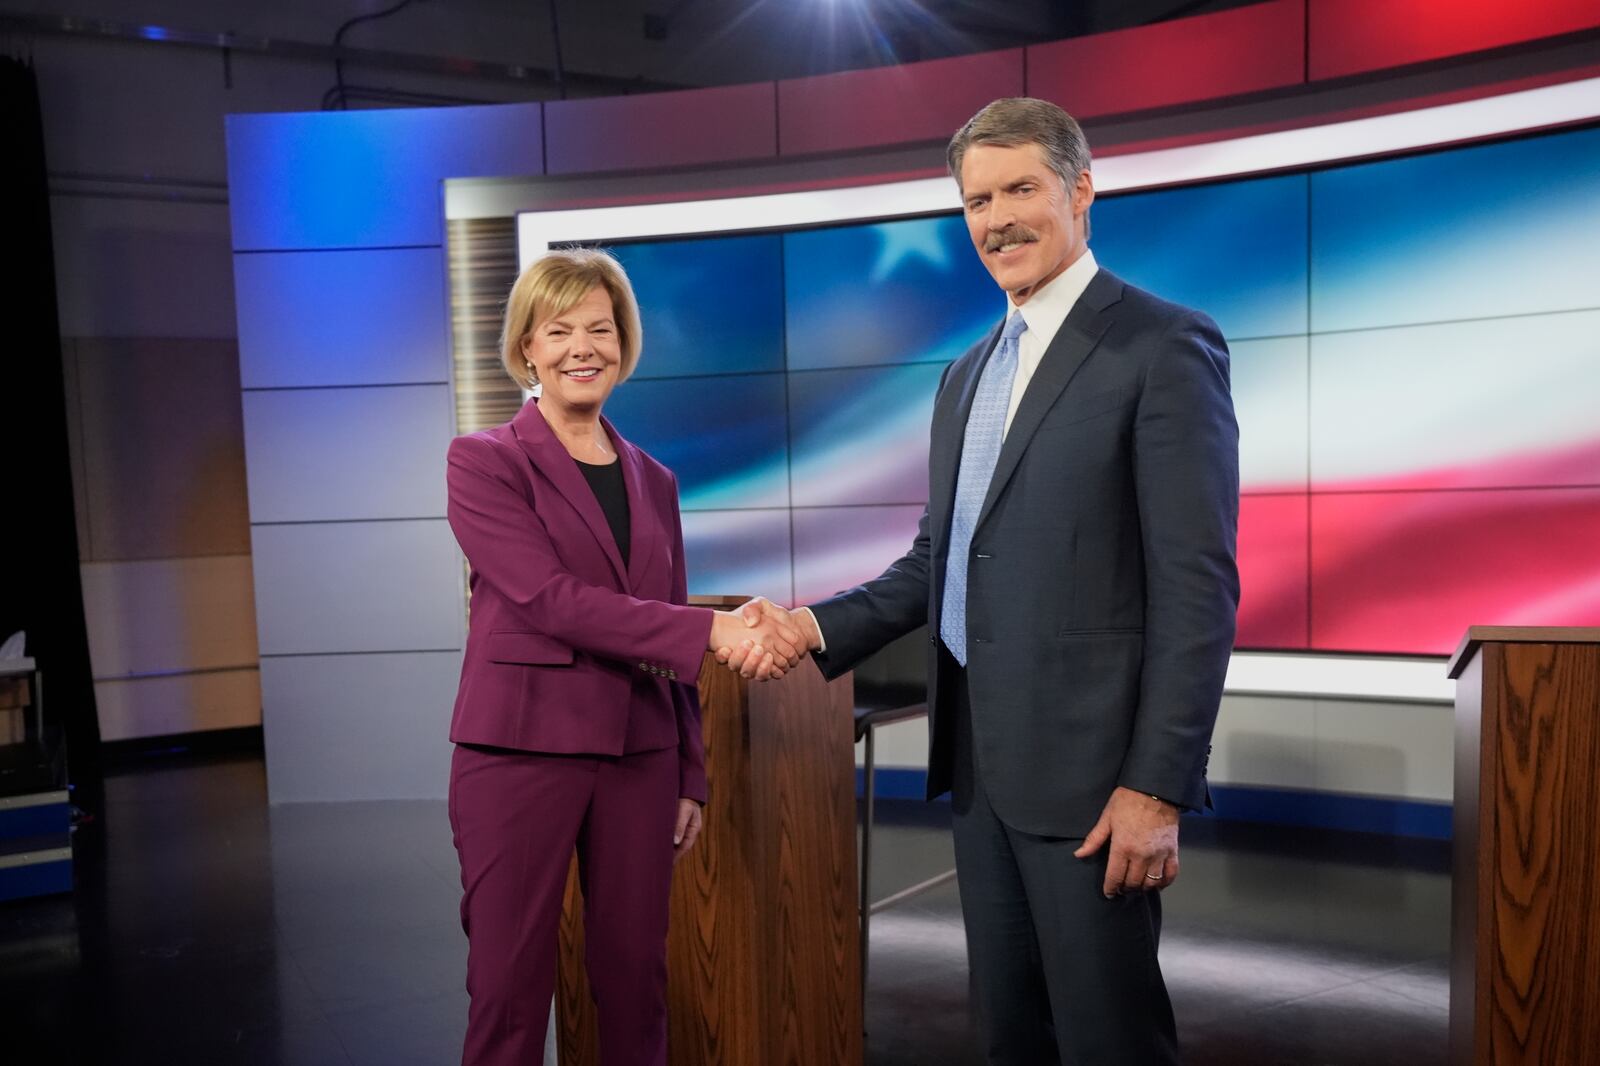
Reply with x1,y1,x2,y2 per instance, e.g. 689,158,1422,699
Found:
940,312,1028,666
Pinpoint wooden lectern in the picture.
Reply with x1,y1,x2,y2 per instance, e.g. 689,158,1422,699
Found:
1446,627,1600,1066
556,596,864,1066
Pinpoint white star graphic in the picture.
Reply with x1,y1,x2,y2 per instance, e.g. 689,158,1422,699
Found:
869,220,951,283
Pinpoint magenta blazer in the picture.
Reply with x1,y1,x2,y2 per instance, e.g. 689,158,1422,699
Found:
445,400,713,802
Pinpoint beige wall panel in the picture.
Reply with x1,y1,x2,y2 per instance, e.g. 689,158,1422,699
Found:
74,337,251,561
80,555,259,679
95,668,262,741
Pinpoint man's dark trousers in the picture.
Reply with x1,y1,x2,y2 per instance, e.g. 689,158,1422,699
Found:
946,649,1182,1066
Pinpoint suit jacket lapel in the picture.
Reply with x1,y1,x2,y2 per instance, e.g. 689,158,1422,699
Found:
510,400,629,589
605,414,657,591
974,270,1124,532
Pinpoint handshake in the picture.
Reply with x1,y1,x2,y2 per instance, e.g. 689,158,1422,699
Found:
706,597,822,681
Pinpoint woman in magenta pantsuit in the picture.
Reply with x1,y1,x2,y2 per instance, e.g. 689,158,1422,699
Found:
444,249,801,1066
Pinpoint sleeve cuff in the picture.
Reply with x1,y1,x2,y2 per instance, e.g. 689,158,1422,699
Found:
798,606,827,654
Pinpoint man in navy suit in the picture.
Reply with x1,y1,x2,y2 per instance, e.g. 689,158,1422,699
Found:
728,98,1239,1063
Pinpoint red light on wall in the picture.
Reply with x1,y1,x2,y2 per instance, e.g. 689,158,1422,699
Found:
1310,0,1600,81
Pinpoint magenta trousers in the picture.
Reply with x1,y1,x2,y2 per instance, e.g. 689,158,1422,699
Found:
448,742,679,1066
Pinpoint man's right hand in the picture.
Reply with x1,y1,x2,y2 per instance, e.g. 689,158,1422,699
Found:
714,597,820,680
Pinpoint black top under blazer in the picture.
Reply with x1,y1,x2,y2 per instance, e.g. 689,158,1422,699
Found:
811,268,1241,838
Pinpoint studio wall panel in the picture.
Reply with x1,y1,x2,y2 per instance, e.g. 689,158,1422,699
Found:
260,652,460,803
95,669,262,742
73,337,252,561
784,214,996,371
855,717,929,770
1095,174,1309,343
1026,0,1305,118
679,509,793,605
226,102,544,251
603,375,790,511
608,235,785,380
1309,0,1600,81
79,555,259,678
32,35,237,183
1309,311,1600,492
241,385,454,523
1236,494,1309,651
250,520,464,657
1312,699,1453,803
544,83,775,175
778,49,1023,156
1310,124,1600,333
235,248,451,388
1232,336,1309,493
788,364,942,507
1207,694,1316,789
1310,488,1600,654
50,196,238,339
792,505,925,607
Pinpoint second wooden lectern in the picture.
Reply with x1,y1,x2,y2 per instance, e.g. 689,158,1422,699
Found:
1447,627,1600,1066
556,596,864,1066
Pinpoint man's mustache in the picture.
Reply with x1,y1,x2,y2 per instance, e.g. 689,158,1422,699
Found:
985,226,1039,252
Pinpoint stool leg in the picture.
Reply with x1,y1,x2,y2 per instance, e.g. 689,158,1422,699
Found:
860,725,876,1027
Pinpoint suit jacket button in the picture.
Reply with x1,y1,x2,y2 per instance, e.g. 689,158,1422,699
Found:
668,670,677,679
639,662,649,671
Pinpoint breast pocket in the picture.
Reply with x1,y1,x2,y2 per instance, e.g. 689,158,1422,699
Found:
485,631,575,666
1040,387,1135,433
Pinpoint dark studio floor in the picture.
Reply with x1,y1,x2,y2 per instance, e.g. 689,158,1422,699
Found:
2,754,1449,1065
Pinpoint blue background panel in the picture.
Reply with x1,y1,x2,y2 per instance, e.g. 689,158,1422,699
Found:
611,234,786,380
1311,124,1600,333
784,214,999,370
227,102,544,251
235,248,449,388
605,374,790,511
1093,173,1309,341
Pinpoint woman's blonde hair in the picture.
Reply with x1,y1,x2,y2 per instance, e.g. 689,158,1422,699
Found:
500,248,643,390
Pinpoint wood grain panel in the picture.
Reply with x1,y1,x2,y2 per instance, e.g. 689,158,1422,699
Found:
558,651,861,1065
1483,643,1600,1064
747,659,862,1065
1449,648,1486,1066
665,660,763,1066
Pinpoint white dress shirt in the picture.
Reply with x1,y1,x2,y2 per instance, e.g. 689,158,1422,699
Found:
798,249,1101,654
1002,248,1098,437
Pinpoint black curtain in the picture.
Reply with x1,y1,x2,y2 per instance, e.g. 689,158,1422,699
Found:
1,56,103,816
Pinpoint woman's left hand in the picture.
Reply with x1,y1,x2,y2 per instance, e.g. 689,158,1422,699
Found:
673,798,703,864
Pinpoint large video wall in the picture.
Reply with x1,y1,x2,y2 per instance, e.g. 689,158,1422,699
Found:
590,123,1600,656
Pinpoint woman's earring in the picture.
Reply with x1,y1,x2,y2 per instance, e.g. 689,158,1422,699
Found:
525,360,541,396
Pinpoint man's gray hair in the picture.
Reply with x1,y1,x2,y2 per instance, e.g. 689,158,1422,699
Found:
946,97,1092,194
